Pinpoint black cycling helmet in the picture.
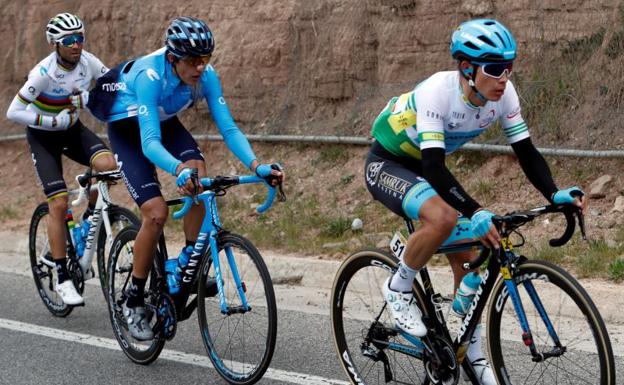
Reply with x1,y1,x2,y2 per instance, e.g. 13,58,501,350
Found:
165,16,215,58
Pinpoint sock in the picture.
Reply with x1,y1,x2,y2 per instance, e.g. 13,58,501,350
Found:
389,261,419,292
55,258,70,284
185,239,195,248
126,275,147,308
467,324,485,361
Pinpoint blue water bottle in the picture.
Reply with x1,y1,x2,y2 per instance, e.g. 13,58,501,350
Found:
80,216,91,243
175,246,193,281
68,210,85,257
452,272,481,317
165,258,180,294
166,246,193,295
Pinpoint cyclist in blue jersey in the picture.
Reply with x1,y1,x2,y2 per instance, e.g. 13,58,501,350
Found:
364,19,586,384
86,16,284,341
6,13,116,306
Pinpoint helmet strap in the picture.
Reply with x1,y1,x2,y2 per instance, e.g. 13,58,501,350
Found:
459,62,487,104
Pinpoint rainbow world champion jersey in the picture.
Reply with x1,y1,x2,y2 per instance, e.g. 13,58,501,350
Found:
15,50,108,130
371,71,529,158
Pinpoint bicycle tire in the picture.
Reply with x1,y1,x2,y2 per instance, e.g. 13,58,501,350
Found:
107,226,165,365
330,248,430,385
29,202,73,317
197,233,277,385
487,260,615,385
96,205,141,299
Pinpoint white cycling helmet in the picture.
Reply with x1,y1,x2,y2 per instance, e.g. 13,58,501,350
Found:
46,13,84,44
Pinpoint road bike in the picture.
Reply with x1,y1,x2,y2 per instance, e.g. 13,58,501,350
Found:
107,172,284,385
331,202,615,384
29,168,140,316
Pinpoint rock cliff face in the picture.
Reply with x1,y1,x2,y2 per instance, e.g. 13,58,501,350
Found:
1,0,623,148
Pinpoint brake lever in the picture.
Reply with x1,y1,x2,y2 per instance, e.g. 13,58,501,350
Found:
576,210,587,241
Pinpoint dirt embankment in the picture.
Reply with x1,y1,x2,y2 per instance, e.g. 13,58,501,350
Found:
1,0,624,147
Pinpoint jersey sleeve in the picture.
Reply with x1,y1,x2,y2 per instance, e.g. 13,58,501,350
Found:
500,81,530,144
201,66,256,168
135,70,182,176
6,68,55,128
415,81,448,151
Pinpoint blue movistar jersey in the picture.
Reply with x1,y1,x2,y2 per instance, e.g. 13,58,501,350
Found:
90,47,256,176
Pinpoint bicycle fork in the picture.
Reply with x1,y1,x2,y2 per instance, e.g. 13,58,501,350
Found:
500,241,564,362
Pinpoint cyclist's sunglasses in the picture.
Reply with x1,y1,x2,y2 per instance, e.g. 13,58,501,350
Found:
58,34,85,47
183,55,211,67
474,61,513,79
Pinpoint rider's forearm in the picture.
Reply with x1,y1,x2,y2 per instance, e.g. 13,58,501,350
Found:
421,147,481,217
511,138,558,202
6,95,55,128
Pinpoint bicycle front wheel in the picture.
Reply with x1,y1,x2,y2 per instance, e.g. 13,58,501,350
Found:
107,226,165,365
29,202,73,317
487,260,615,385
197,233,277,385
96,205,141,299
331,249,429,385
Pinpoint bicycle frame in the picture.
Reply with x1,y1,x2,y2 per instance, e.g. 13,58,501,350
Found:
160,175,277,321
72,181,115,274
385,218,568,372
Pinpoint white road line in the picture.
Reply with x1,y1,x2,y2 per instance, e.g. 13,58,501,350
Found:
0,317,349,385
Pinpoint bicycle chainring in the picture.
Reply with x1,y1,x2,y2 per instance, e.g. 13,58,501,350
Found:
155,293,177,341
423,335,460,385
67,258,85,294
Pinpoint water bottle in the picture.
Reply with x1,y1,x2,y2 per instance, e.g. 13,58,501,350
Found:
165,258,180,295
452,272,481,317
177,246,193,274
67,210,85,257
80,216,91,243
166,246,193,295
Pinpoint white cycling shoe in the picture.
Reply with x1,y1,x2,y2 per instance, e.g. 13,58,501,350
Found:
55,279,85,306
464,324,496,385
382,277,427,337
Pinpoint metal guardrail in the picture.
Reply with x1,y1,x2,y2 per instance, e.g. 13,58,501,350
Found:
1,133,623,158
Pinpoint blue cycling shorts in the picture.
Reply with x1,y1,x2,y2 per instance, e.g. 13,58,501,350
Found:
107,116,204,207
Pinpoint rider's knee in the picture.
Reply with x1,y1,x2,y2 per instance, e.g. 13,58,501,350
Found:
422,203,457,236
92,152,117,172
47,194,69,216
140,200,168,230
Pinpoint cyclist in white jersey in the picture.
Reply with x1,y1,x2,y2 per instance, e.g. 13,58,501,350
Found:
364,19,586,384
6,13,116,306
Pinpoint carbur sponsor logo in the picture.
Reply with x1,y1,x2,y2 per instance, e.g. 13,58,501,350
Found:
102,82,127,92
366,161,384,186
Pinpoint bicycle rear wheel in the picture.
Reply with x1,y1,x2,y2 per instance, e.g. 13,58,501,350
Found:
487,260,615,385
29,202,73,317
330,249,429,385
96,205,141,299
197,233,277,385
107,226,165,365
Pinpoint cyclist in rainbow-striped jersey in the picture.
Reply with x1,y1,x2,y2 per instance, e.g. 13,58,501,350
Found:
364,19,587,384
6,13,116,306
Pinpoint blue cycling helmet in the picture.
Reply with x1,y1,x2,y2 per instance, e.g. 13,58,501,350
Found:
450,19,516,63
165,16,215,57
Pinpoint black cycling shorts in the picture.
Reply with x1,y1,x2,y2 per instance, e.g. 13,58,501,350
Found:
107,116,204,207
26,120,110,198
364,141,437,220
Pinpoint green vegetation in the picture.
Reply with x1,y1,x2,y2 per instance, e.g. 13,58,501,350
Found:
0,205,18,221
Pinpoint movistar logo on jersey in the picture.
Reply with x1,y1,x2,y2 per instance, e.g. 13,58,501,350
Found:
101,82,127,92
51,88,65,94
